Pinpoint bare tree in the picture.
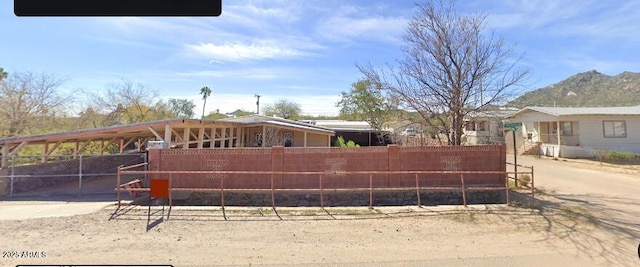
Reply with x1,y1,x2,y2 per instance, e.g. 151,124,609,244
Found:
359,0,528,145
0,71,69,137
87,79,169,125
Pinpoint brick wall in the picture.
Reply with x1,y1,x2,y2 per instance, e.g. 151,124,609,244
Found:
148,144,506,190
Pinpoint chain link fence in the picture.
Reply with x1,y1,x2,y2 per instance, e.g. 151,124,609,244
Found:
0,153,147,198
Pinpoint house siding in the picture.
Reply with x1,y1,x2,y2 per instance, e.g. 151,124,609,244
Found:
293,131,305,147
243,126,332,148
305,132,329,147
463,118,505,145
575,115,640,153
509,109,640,157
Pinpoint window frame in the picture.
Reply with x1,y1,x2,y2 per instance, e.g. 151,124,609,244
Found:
477,120,488,132
549,121,573,136
602,120,627,138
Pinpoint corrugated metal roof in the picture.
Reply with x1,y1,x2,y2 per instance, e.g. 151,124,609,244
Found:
311,120,374,130
0,115,335,146
510,105,640,117
261,120,334,134
467,110,517,118
219,115,334,133
0,118,213,145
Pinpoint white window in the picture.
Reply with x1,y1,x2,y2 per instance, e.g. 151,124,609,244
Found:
603,121,626,138
550,121,573,136
464,121,476,131
477,121,488,131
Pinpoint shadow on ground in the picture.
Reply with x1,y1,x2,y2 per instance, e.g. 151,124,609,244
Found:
510,188,640,267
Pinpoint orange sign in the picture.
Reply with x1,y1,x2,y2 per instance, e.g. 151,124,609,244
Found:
150,179,169,198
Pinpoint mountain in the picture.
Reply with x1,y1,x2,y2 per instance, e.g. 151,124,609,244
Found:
508,70,640,108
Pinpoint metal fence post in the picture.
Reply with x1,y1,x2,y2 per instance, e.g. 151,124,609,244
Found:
143,152,148,184
9,159,15,197
78,155,83,195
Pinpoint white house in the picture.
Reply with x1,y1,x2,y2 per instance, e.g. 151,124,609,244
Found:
463,109,517,145
505,106,640,158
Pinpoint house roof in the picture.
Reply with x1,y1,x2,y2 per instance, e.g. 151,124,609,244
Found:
509,105,640,118
219,115,335,134
0,115,334,148
466,109,517,119
0,119,221,146
301,120,376,132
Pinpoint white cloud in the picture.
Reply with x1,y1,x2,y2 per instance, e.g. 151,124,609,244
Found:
176,68,288,80
184,42,305,62
317,15,408,45
485,0,595,30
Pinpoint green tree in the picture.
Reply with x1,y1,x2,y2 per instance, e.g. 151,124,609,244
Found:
75,107,106,129
167,98,196,119
263,99,302,119
0,68,7,81
358,0,528,145
337,79,397,144
199,86,212,120
204,112,229,120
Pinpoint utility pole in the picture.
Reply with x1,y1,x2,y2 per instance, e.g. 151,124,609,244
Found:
254,94,261,114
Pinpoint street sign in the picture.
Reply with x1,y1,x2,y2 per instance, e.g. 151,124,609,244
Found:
503,121,523,187
504,122,522,131
504,122,522,128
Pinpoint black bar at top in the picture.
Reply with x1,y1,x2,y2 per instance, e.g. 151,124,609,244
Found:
15,0,222,16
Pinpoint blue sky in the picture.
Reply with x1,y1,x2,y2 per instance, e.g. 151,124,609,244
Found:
1,0,639,116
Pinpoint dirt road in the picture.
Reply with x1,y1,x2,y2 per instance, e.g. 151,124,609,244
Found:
0,205,601,267
511,155,640,266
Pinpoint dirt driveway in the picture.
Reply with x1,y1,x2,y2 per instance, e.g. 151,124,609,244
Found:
0,155,639,266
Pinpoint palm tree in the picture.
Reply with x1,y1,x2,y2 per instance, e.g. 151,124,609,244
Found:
199,86,212,120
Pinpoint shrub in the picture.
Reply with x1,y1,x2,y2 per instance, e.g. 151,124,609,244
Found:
334,136,360,148
595,150,640,165
518,174,531,187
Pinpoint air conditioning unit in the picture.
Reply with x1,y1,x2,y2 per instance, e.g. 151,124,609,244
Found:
147,141,168,150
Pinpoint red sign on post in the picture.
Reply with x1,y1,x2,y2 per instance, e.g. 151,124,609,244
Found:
150,179,169,198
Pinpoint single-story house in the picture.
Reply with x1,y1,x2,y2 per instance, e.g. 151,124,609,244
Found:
463,109,517,145
216,115,335,147
505,105,640,158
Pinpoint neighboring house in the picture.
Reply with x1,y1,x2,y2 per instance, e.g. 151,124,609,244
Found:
218,115,335,147
463,109,517,145
300,120,392,146
505,105,640,158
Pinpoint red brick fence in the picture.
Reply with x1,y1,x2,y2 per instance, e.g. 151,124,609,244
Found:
117,144,509,207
